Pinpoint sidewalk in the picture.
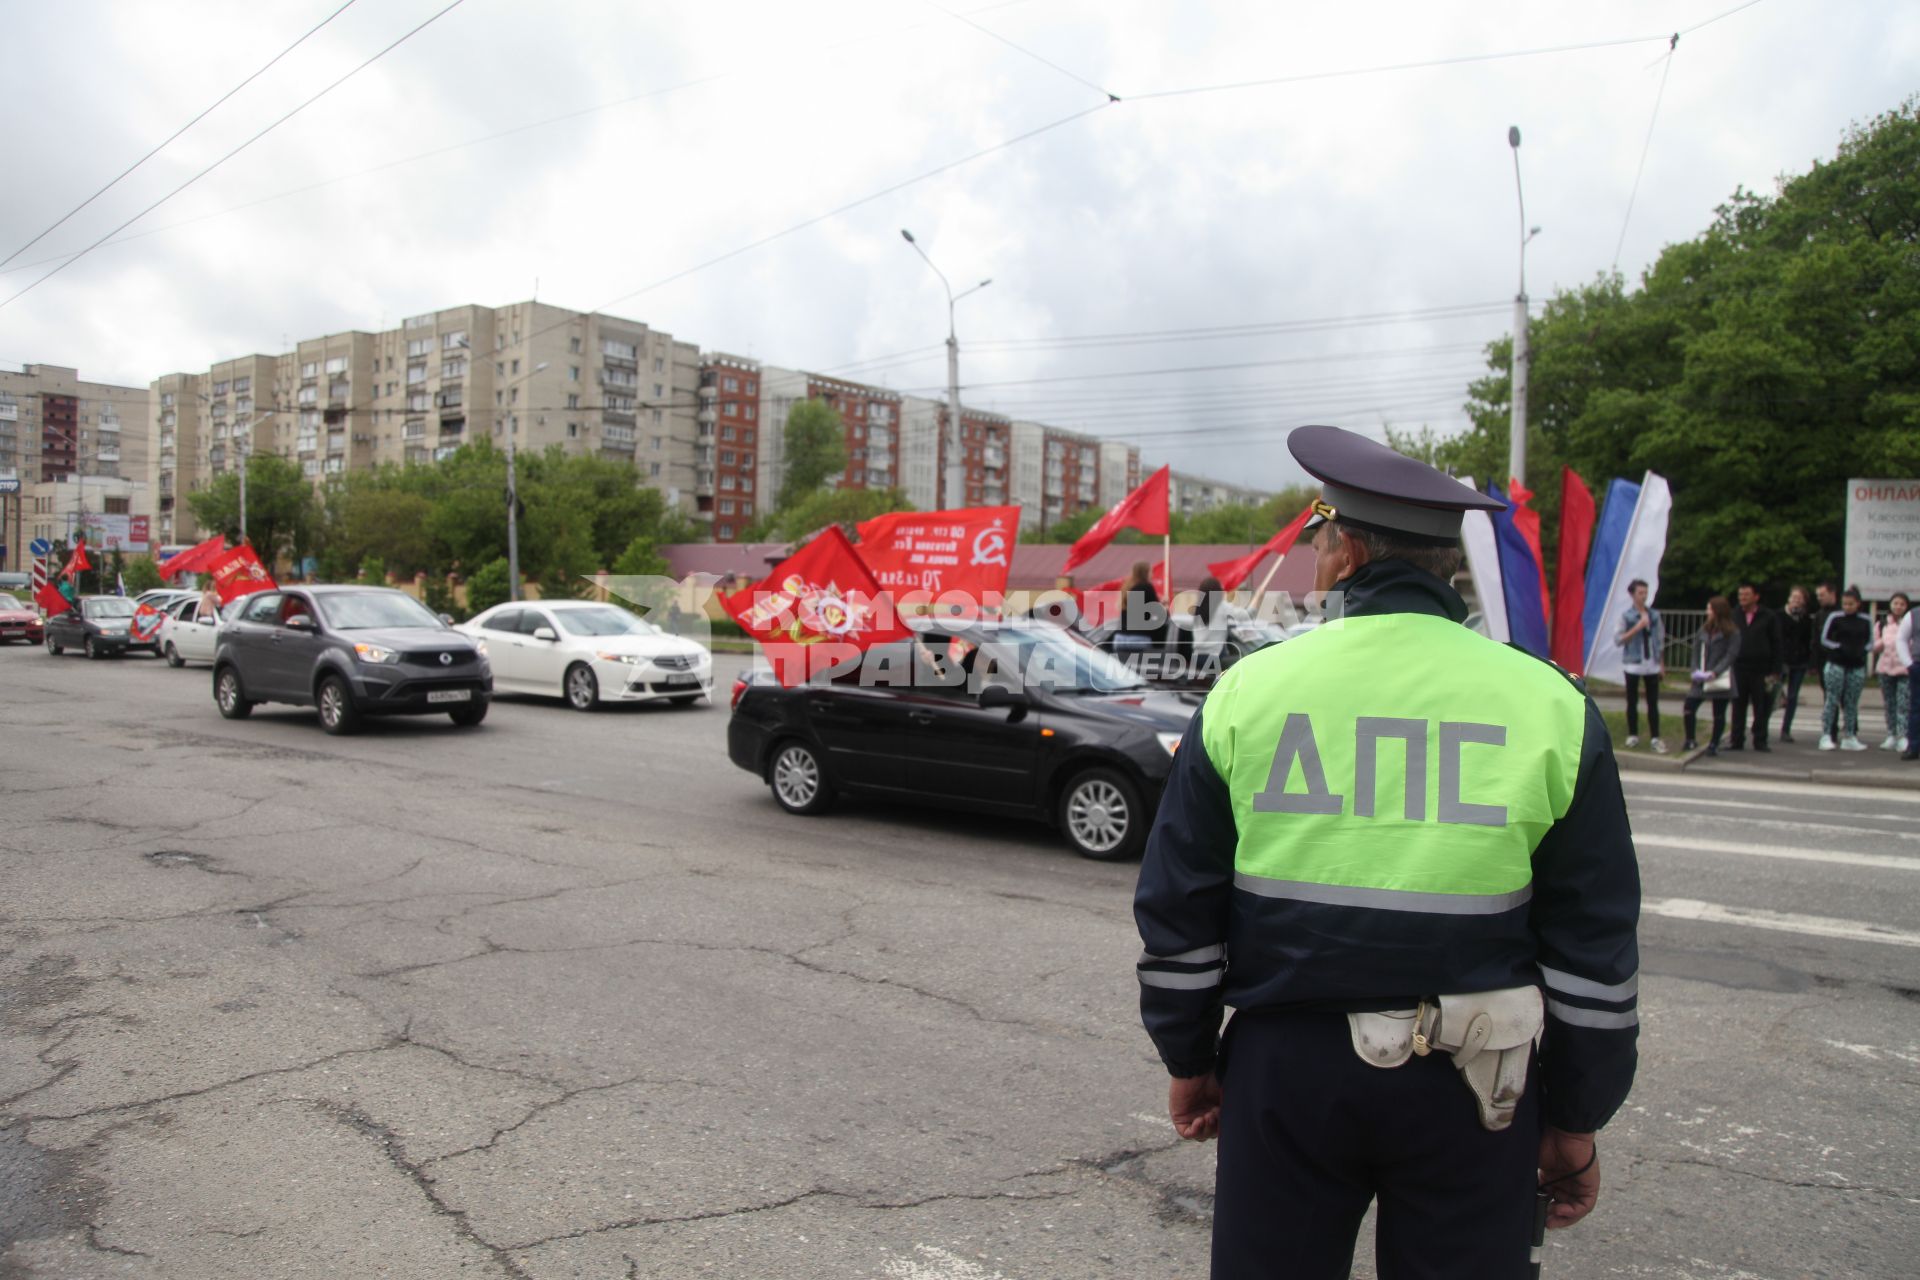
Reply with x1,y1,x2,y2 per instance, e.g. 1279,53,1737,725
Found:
1597,685,1920,790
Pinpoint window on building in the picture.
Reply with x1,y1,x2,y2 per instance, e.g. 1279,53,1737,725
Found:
742,477,754,493
566,393,579,410
569,337,581,354
568,366,579,382
234,377,251,394
652,437,663,451
722,376,739,393
442,329,466,350
511,359,521,375
297,386,317,406
652,409,663,425
404,420,425,439
720,474,737,491
720,450,735,465
602,338,637,361
407,364,428,385
744,406,756,421
719,499,736,515
718,524,733,539
567,423,578,438
303,459,320,477
442,358,466,379
649,462,661,477
408,392,429,412
740,451,753,467
721,425,736,442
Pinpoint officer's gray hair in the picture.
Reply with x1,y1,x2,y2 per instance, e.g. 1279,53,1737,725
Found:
1335,520,1464,584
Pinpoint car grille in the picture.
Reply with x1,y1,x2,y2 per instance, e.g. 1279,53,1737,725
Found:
402,649,479,667
652,653,698,671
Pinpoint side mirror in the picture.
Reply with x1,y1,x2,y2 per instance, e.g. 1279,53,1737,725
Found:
979,684,1028,711
532,626,558,642
438,612,455,626
285,615,315,631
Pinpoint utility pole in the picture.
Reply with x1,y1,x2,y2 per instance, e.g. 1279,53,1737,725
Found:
1507,126,1540,490
901,229,989,511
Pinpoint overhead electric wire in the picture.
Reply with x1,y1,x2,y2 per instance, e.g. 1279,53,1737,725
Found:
0,0,467,313
927,0,1118,101
1613,33,1678,274
0,0,359,271
899,341,1490,394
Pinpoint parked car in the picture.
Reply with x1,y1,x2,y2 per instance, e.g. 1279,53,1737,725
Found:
458,599,711,709
45,595,141,658
212,586,491,734
727,617,1197,860
158,596,222,667
0,592,44,645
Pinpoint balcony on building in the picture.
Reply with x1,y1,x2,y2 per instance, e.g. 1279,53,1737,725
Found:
983,447,1005,470
603,407,636,426
96,446,119,463
439,418,465,439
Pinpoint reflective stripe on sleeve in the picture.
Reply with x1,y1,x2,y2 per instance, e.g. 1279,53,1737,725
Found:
1139,943,1226,966
1539,964,1638,1002
1546,997,1640,1029
1233,872,1533,915
1139,967,1225,990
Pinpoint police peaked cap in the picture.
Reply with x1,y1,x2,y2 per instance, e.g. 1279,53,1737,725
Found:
1289,424,1504,541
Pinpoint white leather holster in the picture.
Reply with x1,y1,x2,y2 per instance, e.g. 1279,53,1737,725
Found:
1347,986,1544,1131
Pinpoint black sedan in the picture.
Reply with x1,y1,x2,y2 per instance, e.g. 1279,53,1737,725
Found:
728,619,1198,860
212,585,492,734
45,595,141,659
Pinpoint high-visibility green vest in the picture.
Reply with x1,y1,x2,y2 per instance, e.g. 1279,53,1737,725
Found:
1201,613,1586,914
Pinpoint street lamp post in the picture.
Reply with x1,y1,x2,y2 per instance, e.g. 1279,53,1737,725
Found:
1507,126,1541,490
901,229,990,510
196,392,278,544
502,360,547,602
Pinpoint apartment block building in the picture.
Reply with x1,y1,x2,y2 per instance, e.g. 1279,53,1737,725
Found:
1007,420,1139,534
1169,469,1272,516
149,300,706,546
697,355,765,542
1,364,149,570
753,367,904,538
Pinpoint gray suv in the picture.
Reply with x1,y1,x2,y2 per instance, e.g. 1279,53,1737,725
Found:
213,585,492,734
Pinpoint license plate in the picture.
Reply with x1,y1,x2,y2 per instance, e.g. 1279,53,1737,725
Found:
426,689,472,704
661,675,698,686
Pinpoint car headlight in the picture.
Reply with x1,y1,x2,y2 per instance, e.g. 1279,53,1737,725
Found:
472,637,488,656
595,651,642,664
354,642,399,664
1157,732,1183,757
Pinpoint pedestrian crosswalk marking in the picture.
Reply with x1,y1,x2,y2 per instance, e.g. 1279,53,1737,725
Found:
1636,834,1920,872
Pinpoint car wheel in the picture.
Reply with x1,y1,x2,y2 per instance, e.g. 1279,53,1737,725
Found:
46,633,62,656
84,637,101,660
564,662,599,711
768,740,834,815
316,675,361,735
448,702,488,727
215,666,253,719
165,642,185,668
1058,767,1146,861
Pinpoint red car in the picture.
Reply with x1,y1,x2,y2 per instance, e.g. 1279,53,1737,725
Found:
0,591,44,645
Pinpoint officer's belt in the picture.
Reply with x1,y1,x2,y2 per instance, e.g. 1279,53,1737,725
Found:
1347,986,1543,1131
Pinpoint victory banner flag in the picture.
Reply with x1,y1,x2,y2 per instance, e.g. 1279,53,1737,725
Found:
208,544,276,604
62,535,91,581
854,505,1019,598
1063,465,1171,573
723,525,911,687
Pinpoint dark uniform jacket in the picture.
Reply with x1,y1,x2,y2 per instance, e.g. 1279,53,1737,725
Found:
1733,604,1783,676
1134,559,1641,1134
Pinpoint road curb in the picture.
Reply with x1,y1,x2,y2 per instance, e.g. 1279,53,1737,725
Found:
1665,759,1920,792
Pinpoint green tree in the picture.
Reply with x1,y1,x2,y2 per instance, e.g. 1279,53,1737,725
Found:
777,398,848,511
760,486,909,542
185,453,317,567
464,558,512,615
1421,97,1920,602
121,555,165,595
612,533,671,578
1028,506,1106,545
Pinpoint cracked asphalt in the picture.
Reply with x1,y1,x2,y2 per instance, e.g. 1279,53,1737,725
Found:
2,646,1917,1278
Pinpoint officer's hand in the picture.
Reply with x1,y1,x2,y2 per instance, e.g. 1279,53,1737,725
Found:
1537,1128,1600,1228
1168,1073,1222,1142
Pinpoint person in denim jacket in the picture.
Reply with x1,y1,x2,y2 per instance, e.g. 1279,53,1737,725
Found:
1616,579,1667,753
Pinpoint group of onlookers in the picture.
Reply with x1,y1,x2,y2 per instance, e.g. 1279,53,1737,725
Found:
1615,580,1915,760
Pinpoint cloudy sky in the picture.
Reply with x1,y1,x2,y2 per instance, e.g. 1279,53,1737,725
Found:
1,0,1912,490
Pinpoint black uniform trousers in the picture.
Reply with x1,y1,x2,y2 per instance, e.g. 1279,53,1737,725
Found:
1728,672,1773,748
1212,1010,1542,1280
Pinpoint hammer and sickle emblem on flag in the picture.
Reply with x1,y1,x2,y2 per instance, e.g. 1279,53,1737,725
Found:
971,526,1008,567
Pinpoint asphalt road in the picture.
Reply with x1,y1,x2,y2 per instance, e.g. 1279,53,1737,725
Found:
1,642,1916,1279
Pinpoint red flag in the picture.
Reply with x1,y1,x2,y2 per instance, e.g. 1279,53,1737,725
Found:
723,526,911,687
208,544,276,604
1550,468,1596,674
1508,479,1551,643
62,536,91,580
1206,503,1316,592
854,505,1019,598
35,582,72,617
158,534,227,580
1063,465,1170,573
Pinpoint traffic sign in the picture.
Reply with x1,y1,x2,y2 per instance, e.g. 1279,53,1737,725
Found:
29,538,52,556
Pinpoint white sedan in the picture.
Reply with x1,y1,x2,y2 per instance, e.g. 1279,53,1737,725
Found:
158,596,223,667
459,600,712,709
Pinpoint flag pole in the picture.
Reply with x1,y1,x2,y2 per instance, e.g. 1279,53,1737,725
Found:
1249,553,1288,611
1162,533,1172,603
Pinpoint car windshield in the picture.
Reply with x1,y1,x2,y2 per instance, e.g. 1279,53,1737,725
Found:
552,606,657,637
316,591,443,631
972,624,1147,694
83,598,136,619
0,594,21,610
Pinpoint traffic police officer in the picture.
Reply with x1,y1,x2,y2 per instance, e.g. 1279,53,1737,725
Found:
1135,426,1640,1278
